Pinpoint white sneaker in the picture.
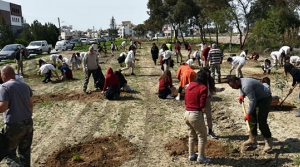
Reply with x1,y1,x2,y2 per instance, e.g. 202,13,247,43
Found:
166,95,174,99
175,96,180,100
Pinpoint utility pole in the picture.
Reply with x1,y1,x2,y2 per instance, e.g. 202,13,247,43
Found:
58,17,61,40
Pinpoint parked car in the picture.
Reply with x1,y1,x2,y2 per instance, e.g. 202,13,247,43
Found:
89,38,98,44
80,38,90,44
98,38,106,42
104,36,115,41
0,44,29,61
69,38,80,48
55,40,73,51
26,40,52,54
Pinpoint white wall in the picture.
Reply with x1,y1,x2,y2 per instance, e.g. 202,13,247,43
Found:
10,15,22,26
0,0,10,11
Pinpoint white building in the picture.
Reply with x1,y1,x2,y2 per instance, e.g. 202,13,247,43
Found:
117,21,136,38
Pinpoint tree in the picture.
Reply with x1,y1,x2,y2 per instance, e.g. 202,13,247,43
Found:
108,16,118,37
133,24,146,38
0,14,15,48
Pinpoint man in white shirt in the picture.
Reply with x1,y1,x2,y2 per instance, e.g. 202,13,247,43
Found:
287,55,300,66
270,51,285,66
227,56,246,78
193,49,202,66
39,63,60,83
279,46,293,56
49,54,60,65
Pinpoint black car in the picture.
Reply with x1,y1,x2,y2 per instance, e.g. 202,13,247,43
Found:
69,39,80,48
0,44,29,61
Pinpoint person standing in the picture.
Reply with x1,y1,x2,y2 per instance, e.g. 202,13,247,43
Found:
184,70,211,164
193,49,202,66
49,54,60,66
202,44,210,67
200,67,225,139
110,42,116,56
0,65,33,167
15,48,25,75
151,43,159,65
227,76,273,152
161,44,174,73
284,63,300,117
175,40,182,63
70,53,78,70
270,51,285,67
186,42,192,59
82,45,101,92
120,46,138,75
227,56,246,78
208,43,223,83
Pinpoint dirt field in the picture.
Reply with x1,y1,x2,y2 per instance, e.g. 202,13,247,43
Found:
0,42,300,167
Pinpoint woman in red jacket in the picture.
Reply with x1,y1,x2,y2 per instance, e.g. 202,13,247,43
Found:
101,67,120,100
184,70,211,164
158,70,175,99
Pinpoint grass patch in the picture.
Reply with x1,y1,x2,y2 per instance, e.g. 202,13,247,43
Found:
72,152,84,162
294,155,300,166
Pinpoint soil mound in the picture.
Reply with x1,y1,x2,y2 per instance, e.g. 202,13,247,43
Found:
165,136,238,158
32,92,104,104
45,134,136,167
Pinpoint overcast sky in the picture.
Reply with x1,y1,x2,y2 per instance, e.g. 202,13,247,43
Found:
6,0,149,31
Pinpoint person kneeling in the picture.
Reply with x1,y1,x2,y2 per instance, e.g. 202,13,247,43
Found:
101,68,120,100
59,63,73,80
158,70,175,99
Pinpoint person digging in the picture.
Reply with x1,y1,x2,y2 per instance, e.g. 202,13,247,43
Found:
227,76,273,153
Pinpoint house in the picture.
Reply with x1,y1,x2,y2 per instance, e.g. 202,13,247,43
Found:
117,21,136,38
0,0,23,37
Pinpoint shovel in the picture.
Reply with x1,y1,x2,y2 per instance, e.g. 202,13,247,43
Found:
278,83,298,108
241,101,250,132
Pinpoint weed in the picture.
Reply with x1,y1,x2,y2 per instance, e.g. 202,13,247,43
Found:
72,152,84,162
294,155,300,166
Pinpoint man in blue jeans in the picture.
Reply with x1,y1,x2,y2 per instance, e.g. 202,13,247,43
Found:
0,65,33,166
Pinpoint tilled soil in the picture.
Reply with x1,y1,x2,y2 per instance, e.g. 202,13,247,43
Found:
1,44,299,167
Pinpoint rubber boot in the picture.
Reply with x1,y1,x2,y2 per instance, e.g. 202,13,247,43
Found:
263,138,273,153
243,134,257,148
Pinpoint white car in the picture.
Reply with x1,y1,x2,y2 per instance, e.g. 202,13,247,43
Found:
80,38,90,44
55,40,73,51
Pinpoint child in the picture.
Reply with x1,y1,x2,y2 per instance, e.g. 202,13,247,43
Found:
70,53,78,70
101,67,120,100
262,59,272,74
76,52,82,69
249,52,259,60
261,77,279,106
59,63,73,80
193,49,202,66
158,70,175,99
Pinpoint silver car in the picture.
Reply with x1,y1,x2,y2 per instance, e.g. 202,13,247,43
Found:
0,44,29,61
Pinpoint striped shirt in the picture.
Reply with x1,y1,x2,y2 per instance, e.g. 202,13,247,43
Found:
208,49,223,65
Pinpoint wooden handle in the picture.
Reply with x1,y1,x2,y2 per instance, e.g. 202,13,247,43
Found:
279,83,298,106
242,101,251,132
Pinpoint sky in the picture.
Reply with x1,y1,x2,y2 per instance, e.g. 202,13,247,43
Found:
6,0,150,31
